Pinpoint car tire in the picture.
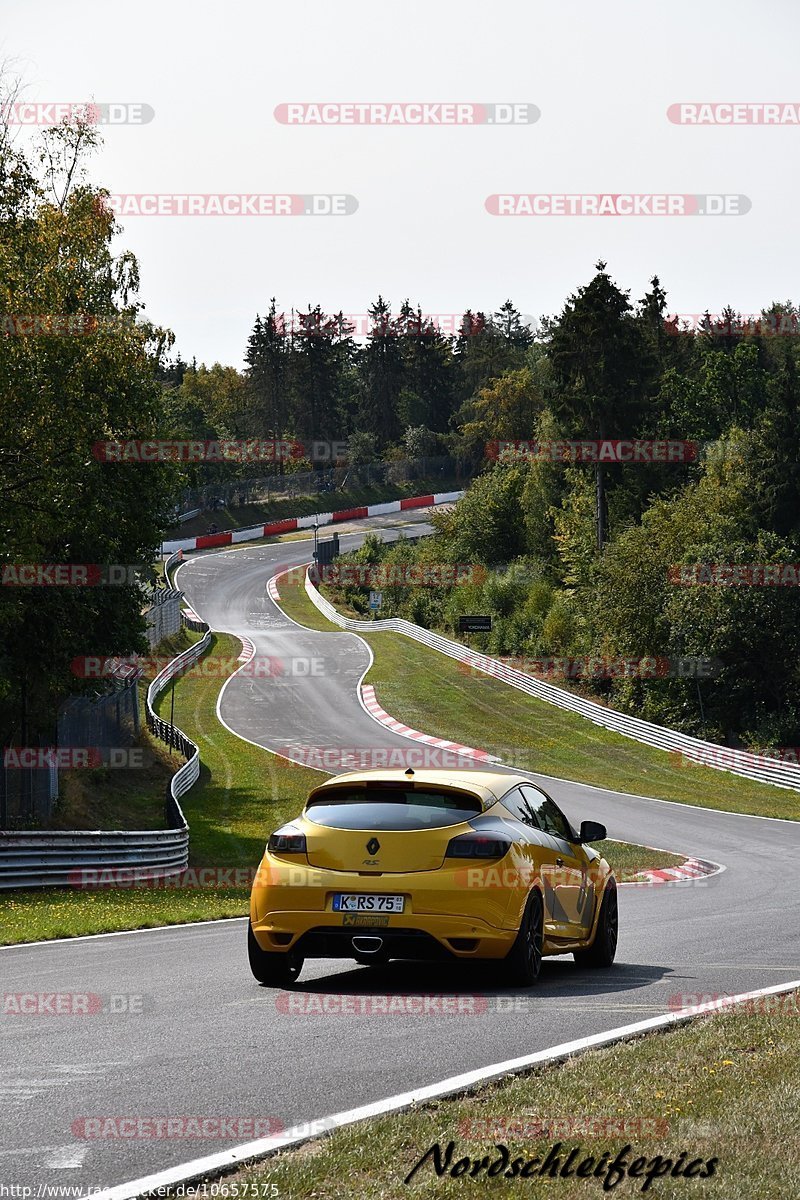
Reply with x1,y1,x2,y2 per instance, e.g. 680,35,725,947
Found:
503,889,544,986
248,921,303,986
574,878,618,968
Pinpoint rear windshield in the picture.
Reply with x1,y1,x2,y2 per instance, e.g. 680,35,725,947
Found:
305,787,482,831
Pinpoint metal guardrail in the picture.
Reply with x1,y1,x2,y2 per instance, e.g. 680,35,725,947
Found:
145,630,213,812
0,607,211,890
164,549,183,587
305,570,800,796
0,829,189,890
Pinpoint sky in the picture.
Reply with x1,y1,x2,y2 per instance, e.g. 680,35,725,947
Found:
3,0,799,367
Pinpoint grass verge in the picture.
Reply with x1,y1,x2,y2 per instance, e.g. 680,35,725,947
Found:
215,989,800,1200
0,631,677,944
276,570,799,820
591,840,683,880
0,633,319,945
48,748,174,832
30,628,203,833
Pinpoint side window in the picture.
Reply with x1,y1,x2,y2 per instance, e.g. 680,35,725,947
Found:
500,787,541,829
521,786,573,841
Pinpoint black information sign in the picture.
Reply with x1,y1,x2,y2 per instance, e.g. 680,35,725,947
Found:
458,615,492,633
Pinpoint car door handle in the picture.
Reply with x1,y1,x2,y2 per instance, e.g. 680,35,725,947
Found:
555,857,564,866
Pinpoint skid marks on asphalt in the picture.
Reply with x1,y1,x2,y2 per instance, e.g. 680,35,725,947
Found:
0,1060,131,1105
0,1142,90,1169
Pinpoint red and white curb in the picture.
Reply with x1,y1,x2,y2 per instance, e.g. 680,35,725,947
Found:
361,684,500,764
268,573,724,886
237,636,256,664
163,490,464,555
625,856,722,886
360,686,722,885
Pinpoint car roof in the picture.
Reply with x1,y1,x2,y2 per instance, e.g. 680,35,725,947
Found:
306,768,540,811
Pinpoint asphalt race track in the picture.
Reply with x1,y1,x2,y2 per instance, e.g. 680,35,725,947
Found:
4,511,800,1193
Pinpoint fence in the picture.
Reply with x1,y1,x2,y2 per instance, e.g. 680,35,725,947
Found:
174,455,462,518
144,588,183,648
0,677,141,830
57,676,140,765
1,589,181,829
0,753,59,830
0,617,211,888
305,570,800,796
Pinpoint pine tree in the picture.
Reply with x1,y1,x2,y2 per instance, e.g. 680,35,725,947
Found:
357,297,404,445
244,299,289,449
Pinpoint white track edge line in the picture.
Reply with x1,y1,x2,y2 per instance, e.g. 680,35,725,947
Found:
177,539,792,834
0,916,247,950
297,567,800,827
0,562,349,952
271,574,727,883
93,974,800,1200
212,568,328,777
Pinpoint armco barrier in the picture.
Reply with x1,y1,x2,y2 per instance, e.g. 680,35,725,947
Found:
164,548,183,587
161,490,464,554
0,621,211,889
304,571,800,796
0,828,190,890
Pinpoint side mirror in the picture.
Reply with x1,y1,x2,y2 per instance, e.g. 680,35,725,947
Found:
579,819,607,843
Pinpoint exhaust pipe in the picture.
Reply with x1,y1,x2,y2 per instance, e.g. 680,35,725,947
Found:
352,936,384,955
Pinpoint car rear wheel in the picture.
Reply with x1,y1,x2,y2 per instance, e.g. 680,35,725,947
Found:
574,879,618,968
503,889,543,986
248,921,303,985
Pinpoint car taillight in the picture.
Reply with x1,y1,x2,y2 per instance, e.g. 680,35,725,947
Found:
445,832,512,859
267,830,307,854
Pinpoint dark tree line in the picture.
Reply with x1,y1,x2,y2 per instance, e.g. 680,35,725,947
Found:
239,297,534,451
318,264,800,748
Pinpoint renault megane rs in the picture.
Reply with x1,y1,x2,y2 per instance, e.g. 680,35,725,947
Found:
248,768,617,985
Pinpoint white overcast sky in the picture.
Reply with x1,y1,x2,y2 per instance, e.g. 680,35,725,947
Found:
3,0,799,366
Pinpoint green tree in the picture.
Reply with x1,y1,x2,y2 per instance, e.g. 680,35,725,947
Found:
552,468,598,590
347,431,379,465
0,110,179,751
460,364,548,452
432,463,528,566
357,297,404,445
547,262,649,547
397,301,454,432
453,301,532,410
289,306,355,447
245,299,290,442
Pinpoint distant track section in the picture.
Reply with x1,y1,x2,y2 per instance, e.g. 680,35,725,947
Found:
162,490,463,553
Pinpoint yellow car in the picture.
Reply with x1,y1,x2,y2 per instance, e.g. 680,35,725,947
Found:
248,768,617,986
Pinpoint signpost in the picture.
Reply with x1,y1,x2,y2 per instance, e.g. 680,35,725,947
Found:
369,591,383,612
458,615,492,633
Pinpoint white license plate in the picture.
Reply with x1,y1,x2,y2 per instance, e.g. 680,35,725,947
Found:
332,893,405,913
